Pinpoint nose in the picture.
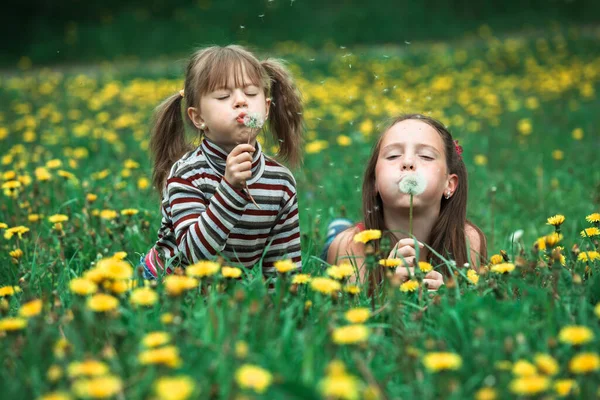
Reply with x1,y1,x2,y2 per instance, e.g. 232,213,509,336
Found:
401,155,415,171
233,90,248,109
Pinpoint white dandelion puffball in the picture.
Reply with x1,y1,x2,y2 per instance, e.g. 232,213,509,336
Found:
243,113,264,129
398,173,428,196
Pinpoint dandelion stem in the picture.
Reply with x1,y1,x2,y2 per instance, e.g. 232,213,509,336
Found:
409,194,414,237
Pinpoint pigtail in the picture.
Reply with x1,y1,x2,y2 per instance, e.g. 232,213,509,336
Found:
261,59,304,167
149,93,192,194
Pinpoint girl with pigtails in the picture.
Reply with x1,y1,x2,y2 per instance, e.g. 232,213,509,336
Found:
141,45,304,280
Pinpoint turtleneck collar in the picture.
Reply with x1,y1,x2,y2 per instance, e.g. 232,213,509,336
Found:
200,138,266,185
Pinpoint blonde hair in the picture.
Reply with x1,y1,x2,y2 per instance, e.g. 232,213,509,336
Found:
150,45,304,191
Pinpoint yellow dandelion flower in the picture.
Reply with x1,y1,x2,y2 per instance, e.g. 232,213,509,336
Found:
489,254,503,265
86,193,97,202
0,285,22,297
558,325,594,345
221,266,242,279
344,285,361,295
154,376,196,400
48,214,68,224
353,229,381,244
517,119,532,135
581,227,600,238
67,360,109,378
39,391,72,400
474,154,488,166
569,352,600,374
422,352,462,372
336,135,352,146
235,364,273,393
53,338,71,359
400,279,419,292
86,293,119,312
305,140,329,154
310,277,341,295
332,324,370,345
96,257,133,280
418,261,433,273
121,208,139,216
161,313,174,325
130,287,158,306
139,345,182,368
164,275,198,296
47,365,64,382
344,308,370,324
552,150,564,161
327,264,354,280
291,273,310,284
71,375,122,399
533,354,558,376
19,298,42,318
512,360,537,376
186,260,220,278
112,251,127,260
379,258,402,268
586,213,600,223
69,278,98,295
274,259,296,274
235,340,249,359
510,375,549,395
467,269,479,285
10,248,24,259
490,263,515,274
142,331,171,348
99,209,118,220
475,387,496,400
124,159,140,169
578,251,600,262
554,379,577,397
46,159,62,169
0,317,28,331
4,225,30,239
546,214,565,226
319,363,361,400
595,303,600,319
571,128,584,140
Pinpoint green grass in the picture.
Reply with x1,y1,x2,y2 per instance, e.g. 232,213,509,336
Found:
0,26,599,399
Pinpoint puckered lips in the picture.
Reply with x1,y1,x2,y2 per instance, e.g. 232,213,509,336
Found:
235,112,247,124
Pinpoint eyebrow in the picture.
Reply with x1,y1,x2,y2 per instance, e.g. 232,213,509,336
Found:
381,143,441,154
213,84,259,91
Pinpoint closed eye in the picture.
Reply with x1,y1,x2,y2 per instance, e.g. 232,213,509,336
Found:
217,95,229,100
420,155,434,160
386,155,400,160
246,93,258,97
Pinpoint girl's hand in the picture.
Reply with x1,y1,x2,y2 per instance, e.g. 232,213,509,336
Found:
225,144,255,189
387,238,424,267
393,265,445,291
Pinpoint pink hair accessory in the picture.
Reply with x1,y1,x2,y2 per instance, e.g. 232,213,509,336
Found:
453,140,463,159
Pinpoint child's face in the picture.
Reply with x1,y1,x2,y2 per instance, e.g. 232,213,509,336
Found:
375,119,458,212
189,67,270,151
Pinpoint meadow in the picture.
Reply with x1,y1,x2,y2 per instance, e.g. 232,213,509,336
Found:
1,25,600,399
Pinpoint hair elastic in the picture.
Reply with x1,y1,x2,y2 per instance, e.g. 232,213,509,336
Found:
453,140,463,160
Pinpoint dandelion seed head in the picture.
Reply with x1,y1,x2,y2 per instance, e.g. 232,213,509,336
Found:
398,173,428,195
243,113,264,129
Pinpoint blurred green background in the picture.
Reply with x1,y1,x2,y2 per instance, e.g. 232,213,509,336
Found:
3,0,600,67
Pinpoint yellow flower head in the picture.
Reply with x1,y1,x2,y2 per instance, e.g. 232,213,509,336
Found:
512,360,537,376
319,362,361,400
581,227,600,238
489,254,503,264
422,352,463,372
292,273,311,284
71,375,122,399
186,261,220,278
4,225,30,240
139,345,182,368
96,257,133,280
310,277,341,295
558,325,594,346
235,340,249,359
69,278,98,296
554,379,578,397
121,208,139,216
142,331,171,348
400,279,419,292
0,285,22,297
112,251,127,260
533,354,559,376
326,264,354,280
221,266,242,279
546,214,565,226
154,376,196,400
344,308,371,324
353,229,381,244
586,213,600,223
467,269,480,285
569,352,600,374
67,360,109,378
379,258,402,268
490,263,515,274
164,275,198,296
235,364,273,394
48,214,68,224
474,387,497,400
418,261,433,273
332,324,370,345
274,259,296,274
19,298,42,318
510,375,549,396
344,285,361,295
0,317,28,331
99,209,118,220
86,293,119,313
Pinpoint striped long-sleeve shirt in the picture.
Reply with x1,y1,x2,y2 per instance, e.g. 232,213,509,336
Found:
144,138,302,278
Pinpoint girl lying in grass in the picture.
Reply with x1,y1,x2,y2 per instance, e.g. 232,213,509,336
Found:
325,114,487,290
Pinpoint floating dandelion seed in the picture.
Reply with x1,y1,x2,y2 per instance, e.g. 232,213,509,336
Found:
242,113,264,129
399,173,428,196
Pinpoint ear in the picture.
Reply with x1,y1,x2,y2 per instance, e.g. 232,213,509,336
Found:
446,173,459,195
265,98,272,120
187,107,204,130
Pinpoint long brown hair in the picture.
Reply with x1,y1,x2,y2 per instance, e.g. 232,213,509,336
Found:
361,114,487,276
150,45,304,192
